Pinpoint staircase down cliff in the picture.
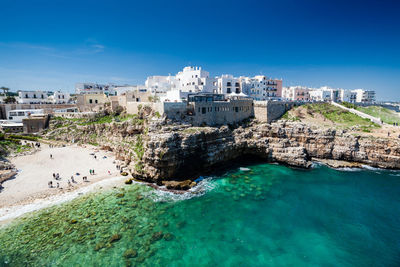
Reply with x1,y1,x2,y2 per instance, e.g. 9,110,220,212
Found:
46,119,400,184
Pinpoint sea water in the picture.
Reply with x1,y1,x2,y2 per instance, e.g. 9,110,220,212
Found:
0,164,400,266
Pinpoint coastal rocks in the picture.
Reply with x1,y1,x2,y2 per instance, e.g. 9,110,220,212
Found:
312,158,363,169
162,180,196,190
46,116,400,187
131,121,400,182
0,160,16,187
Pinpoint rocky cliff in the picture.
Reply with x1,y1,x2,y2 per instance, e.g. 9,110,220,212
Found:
46,119,400,184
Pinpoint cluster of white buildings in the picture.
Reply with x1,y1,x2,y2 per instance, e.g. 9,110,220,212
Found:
282,86,375,103
76,66,283,102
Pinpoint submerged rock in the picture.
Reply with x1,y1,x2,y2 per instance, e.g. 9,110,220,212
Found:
123,248,138,258
150,231,163,243
163,233,174,241
109,233,122,243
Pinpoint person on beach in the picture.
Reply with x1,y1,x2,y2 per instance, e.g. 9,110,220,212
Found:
50,154,53,159
94,155,97,159
57,182,59,188
53,173,56,179
48,181,53,188
108,170,111,175
71,176,75,183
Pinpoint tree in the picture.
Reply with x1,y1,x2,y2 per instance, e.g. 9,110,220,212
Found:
4,96,16,104
0,87,9,96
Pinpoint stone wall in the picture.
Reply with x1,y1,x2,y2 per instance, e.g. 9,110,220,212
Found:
254,101,304,123
190,99,254,126
23,115,50,134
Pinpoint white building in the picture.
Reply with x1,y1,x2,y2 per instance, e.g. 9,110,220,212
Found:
75,83,117,96
217,75,240,94
241,76,282,101
18,91,50,104
51,91,70,104
352,89,376,103
175,66,217,93
7,109,44,122
309,88,332,102
339,90,357,103
145,76,178,93
282,86,311,101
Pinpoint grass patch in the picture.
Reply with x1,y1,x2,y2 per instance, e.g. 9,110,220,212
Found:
356,106,400,125
287,103,381,131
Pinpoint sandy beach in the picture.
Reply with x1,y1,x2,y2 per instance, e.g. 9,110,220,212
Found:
0,143,123,223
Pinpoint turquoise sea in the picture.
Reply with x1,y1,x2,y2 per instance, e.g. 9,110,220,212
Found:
1,163,400,266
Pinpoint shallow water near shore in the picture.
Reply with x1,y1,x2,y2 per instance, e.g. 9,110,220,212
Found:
1,164,400,266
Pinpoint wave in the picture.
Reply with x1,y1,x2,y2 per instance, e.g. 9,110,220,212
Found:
361,165,382,171
336,167,362,172
149,177,217,202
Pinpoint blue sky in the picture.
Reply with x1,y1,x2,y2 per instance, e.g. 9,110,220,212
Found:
0,0,399,100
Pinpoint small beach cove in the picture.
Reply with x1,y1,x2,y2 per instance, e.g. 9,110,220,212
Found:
0,143,122,224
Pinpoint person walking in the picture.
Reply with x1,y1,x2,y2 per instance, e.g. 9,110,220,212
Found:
50,154,53,159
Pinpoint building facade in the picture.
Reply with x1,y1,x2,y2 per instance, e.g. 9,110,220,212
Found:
217,75,241,94
18,91,49,104
187,94,254,126
241,76,282,101
282,86,311,101
75,83,117,96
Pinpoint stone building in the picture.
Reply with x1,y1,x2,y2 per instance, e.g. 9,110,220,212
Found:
187,94,254,126
76,93,108,112
22,114,50,134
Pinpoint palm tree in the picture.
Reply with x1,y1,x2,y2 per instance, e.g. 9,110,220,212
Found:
0,87,9,96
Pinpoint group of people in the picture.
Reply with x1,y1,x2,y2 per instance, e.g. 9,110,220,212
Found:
47,181,60,188
46,151,118,190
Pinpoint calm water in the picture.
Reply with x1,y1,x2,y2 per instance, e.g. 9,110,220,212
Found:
1,164,400,267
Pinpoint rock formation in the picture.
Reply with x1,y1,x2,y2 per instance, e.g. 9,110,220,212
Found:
46,119,400,186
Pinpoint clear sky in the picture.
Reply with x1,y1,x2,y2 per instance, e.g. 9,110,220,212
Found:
1,0,399,101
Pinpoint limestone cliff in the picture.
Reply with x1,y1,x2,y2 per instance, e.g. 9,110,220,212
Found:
46,119,400,184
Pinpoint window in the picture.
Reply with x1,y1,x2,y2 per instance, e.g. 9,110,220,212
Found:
9,112,17,116
33,94,37,98
95,100,98,104
227,88,231,94
18,112,24,116
202,107,206,114
89,99,93,104
25,94,28,98
227,82,231,86
41,95,44,99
